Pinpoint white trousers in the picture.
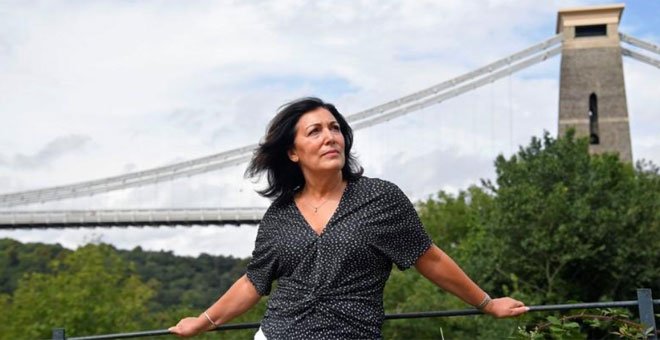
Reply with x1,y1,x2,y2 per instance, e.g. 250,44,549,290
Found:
254,327,267,340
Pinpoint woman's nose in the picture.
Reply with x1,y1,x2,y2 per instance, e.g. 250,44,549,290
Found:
322,128,336,144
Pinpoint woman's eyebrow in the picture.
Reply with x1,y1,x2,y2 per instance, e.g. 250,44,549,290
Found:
304,122,321,129
304,121,337,129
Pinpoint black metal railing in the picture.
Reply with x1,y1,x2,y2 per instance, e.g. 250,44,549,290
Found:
52,288,659,340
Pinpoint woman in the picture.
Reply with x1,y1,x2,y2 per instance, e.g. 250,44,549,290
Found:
169,97,528,339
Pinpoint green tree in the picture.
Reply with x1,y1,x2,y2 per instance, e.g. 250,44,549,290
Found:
0,238,69,295
382,186,521,339
484,131,659,303
0,244,155,339
383,130,659,339
121,246,246,312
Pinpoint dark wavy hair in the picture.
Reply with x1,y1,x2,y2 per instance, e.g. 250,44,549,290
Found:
245,97,363,204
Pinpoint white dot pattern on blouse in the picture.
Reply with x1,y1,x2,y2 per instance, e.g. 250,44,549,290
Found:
246,177,433,339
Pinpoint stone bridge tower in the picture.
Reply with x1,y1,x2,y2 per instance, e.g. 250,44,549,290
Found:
557,4,632,162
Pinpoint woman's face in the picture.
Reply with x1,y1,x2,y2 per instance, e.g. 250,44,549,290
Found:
288,107,346,176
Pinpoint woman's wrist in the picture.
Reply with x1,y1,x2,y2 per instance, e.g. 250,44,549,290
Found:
195,311,219,331
475,293,492,310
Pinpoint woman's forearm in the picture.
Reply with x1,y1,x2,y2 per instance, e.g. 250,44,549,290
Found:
415,244,528,318
204,274,262,325
414,245,487,307
169,274,262,337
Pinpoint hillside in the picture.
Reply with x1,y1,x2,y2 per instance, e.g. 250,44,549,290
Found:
0,238,248,312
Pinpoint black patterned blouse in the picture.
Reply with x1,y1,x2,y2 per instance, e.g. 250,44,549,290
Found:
246,176,433,339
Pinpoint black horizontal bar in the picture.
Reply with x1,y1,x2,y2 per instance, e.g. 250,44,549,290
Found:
69,329,171,340
67,300,660,339
69,322,264,339
527,300,644,312
210,322,262,330
385,309,482,319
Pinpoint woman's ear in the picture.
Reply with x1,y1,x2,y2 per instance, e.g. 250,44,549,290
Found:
288,149,299,162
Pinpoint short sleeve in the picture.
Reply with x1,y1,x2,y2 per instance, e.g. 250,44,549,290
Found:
246,212,280,296
372,181,433,270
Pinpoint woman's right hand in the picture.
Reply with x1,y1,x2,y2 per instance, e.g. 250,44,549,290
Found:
168,316,210,338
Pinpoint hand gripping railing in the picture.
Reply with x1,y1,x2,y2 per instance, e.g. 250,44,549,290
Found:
51,288,658,340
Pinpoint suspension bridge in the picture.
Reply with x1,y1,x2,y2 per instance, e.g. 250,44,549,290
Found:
1,4,659,229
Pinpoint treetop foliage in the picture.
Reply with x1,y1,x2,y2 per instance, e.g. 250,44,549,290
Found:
386,130,658,338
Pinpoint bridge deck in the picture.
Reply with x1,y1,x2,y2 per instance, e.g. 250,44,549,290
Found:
0,208,266,229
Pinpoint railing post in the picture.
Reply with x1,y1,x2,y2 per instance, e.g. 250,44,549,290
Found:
637,288,657,340
52,328,66,340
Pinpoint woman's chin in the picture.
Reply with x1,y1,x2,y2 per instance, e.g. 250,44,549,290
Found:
315,162,345,173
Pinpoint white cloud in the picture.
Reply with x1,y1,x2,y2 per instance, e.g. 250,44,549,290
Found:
3,134,91,169
0,0,657,257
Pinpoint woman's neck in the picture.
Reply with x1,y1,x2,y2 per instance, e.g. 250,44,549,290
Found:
301,171,344,199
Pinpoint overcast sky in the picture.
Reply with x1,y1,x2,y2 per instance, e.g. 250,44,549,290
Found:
1,0,658,258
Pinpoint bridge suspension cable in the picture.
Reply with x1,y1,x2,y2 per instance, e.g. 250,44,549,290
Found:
0,147,257,207
622,48,660,69
1,34,566,207
620,33,660,55
346,34,564,124
619,33,660,69
352,47,561,130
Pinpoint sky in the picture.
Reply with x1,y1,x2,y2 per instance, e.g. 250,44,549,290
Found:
0,0,658,258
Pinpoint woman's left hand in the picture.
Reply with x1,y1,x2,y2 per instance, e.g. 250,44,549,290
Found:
481,297,529,318
168,316,209,337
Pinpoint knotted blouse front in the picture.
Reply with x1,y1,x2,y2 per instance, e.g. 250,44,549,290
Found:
246,177,433,339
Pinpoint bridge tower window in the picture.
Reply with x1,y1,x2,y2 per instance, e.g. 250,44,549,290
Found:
575,24,607,37
589,93,599,145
